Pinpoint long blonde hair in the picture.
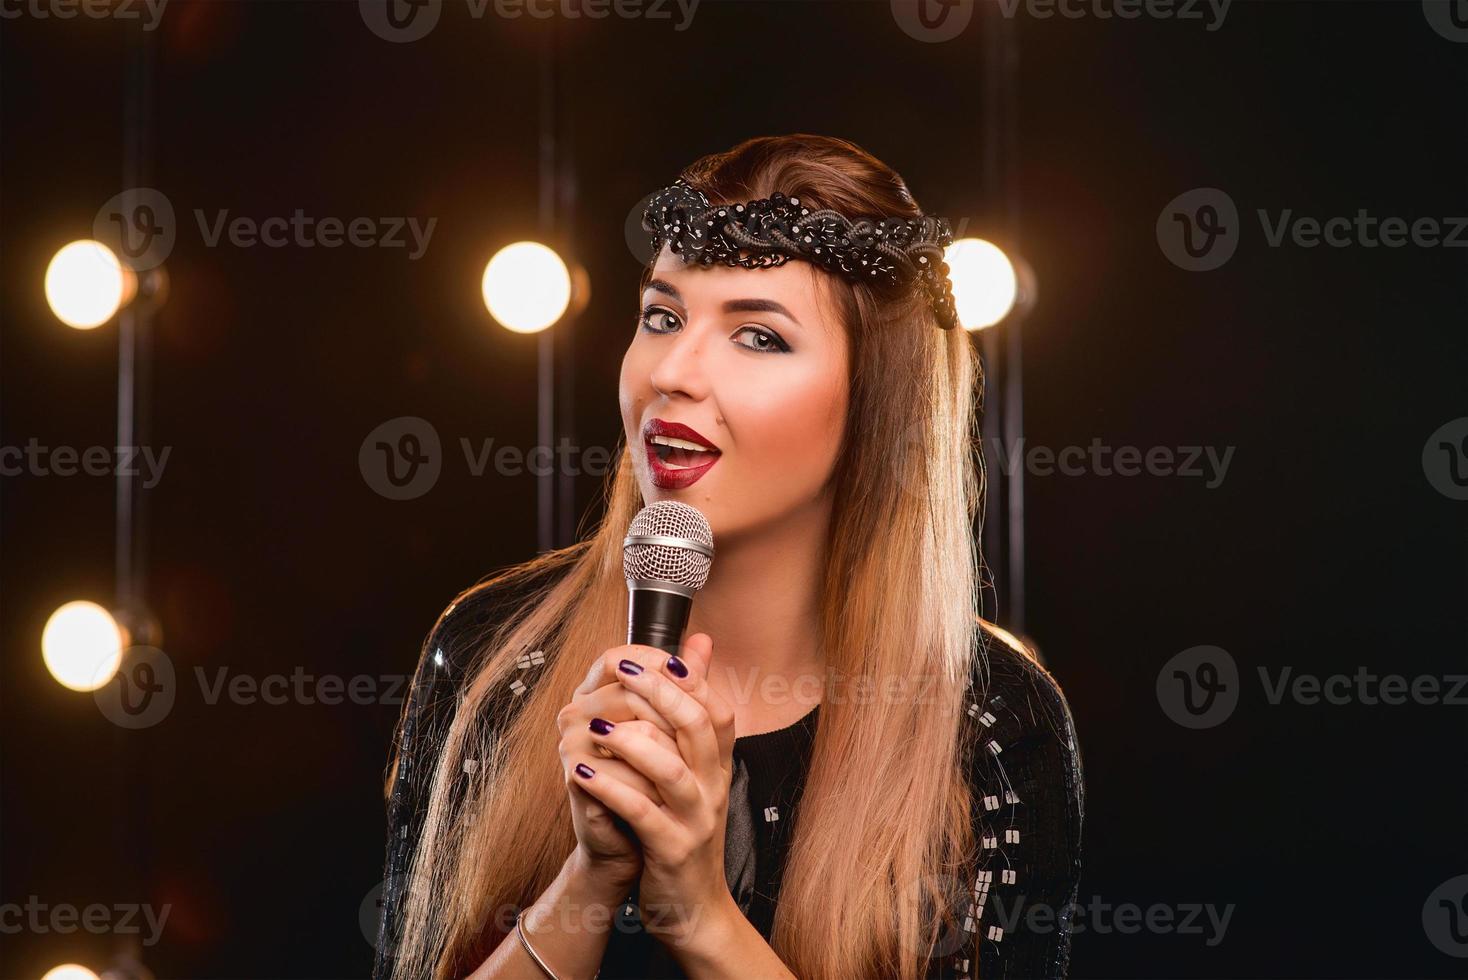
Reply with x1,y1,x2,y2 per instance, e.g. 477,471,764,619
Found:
388,134,988,980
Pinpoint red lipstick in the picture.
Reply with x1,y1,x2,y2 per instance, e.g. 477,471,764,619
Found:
644,418,721,490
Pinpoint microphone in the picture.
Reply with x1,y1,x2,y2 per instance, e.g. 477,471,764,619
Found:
623,500,715,657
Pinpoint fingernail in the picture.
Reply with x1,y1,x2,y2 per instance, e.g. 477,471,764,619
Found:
617,659,644,676
589,717,615,735
574,763,595,779
665,655,689,679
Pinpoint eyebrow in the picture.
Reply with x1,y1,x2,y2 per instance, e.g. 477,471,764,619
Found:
644,278,803,328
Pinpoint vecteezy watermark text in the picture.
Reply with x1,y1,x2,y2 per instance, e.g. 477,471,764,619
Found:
984,893,1234,947
0,897,170,947
1157,645,1468,728
0,0,167,29
991,438,1234,488
1158,188,1468,271
994,0,1229,30
359,0,699,43
195,209,435,260
93,645,411,729
0,440,170,488
359,416,621,501
92,188,436,270
890,0,1225,44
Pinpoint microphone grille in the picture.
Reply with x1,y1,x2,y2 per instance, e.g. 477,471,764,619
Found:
623,501,714,591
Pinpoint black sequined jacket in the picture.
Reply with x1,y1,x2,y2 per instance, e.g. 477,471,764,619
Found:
373,563,1084,979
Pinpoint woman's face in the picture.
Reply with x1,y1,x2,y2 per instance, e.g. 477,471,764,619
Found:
619,245,850,541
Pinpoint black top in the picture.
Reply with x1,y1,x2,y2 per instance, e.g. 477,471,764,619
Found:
373,565,1085,979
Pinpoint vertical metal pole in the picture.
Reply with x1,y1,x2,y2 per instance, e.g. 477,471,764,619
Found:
979,2,1007,628
114,23,155,974
978,327,1003,626
536,20,557,554
980,3,1027,633
998,11,1026,633
555,33,578,549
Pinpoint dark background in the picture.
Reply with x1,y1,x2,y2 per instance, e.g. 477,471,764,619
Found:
3,1,1466,977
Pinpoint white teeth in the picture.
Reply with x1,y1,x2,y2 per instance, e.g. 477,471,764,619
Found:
650,435,715,452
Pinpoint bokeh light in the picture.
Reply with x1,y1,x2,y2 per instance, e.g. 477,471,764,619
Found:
481,241,572,334
945,237,1019,331
42,600,124,692
44,240,133,330
41,965,100,980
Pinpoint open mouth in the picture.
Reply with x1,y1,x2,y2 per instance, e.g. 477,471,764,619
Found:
643,422,722,489
649,435,722,470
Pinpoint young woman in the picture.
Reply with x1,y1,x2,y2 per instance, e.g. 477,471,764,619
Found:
373,134,1084,980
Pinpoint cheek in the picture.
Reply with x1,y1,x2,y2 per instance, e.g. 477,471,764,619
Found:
618,345,648,434
735,368,847,485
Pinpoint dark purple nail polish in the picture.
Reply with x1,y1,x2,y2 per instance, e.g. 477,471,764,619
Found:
574,763,595,779
589,717,615,736
617,659,644,676
666,655,689,679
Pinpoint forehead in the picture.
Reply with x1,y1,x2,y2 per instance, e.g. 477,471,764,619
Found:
646,246,842,334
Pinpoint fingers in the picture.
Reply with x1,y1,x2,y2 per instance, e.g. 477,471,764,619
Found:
613,657,729,781
576,644,676,697
568,684,676,738
586,717,700,812
661,633,736,767
562,739,664,805
571,760,677,843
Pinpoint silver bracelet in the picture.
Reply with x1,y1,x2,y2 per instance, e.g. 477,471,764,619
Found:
515,909,560,979
514,908,600,980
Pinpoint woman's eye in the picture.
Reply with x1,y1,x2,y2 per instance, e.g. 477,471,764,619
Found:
639,306,681,333
733,326,791,354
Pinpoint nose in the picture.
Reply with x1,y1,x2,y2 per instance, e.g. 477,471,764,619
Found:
647,321,712,402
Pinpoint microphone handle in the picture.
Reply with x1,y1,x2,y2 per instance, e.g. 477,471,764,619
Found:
626,585,693,657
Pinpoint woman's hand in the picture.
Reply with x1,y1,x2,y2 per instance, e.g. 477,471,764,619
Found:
556,642,690,890
569,633,738,950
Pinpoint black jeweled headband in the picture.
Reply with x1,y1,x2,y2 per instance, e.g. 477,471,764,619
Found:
639,178,961,330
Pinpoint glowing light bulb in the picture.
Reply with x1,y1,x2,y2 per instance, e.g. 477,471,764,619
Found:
481,242,572,334
45,240,134,330
41,965,100,980
945,238,1019,331
42,601,124,692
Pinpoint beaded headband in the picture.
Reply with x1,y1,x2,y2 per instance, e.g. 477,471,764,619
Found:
640,178,960,330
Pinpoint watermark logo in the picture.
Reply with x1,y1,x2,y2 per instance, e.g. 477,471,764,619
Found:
1156,188,1239,272
92,189,436,268
1159,648,1468,729
1424,874,1468,957
1422,0,1468,42
1156,645,1239,729
1422,417,1468,500
92,646,410,729
986,893,1233,946
625,191,660,267
360,416,443,501
0,0,168,30
361,0,699,42
94,187,175,272
359,0,442,43
891,0,974,43
359,417,621,500
1160,188,1468,270
360,873,414,948
94,645,176,730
